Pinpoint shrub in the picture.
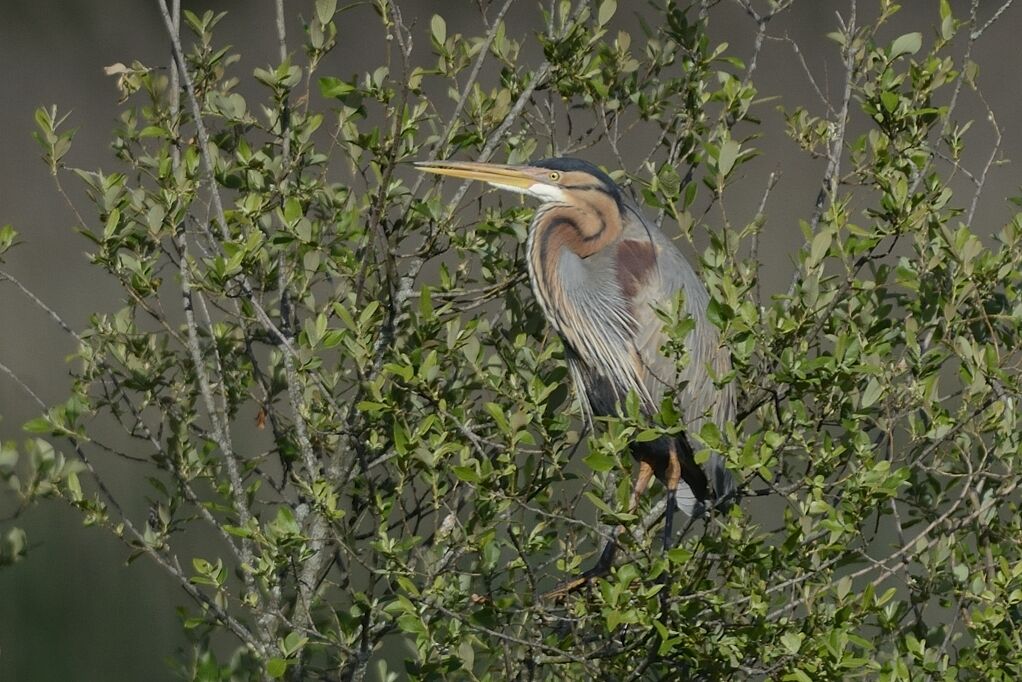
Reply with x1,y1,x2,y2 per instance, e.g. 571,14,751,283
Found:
3,0,1021,679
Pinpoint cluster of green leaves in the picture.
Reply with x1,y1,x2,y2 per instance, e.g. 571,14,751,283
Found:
697,2,1022,679
1,0,1021,680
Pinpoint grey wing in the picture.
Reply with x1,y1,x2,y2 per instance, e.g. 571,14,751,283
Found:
628,230,737,507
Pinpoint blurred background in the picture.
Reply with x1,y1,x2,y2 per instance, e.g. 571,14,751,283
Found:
0,1,1018,679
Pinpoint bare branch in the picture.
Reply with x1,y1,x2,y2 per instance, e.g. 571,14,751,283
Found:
971,0,1015,40
0,269,81,342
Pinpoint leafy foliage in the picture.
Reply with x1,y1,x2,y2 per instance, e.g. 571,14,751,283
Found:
2,0,1022,679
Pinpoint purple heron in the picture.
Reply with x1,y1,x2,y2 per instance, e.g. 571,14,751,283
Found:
416,157,736,591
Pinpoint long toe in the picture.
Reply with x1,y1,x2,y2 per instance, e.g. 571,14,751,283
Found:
662,493,677,551
542,575,593,600
542,554,615,600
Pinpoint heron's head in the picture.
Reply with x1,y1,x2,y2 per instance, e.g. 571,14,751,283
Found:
414,156,622,210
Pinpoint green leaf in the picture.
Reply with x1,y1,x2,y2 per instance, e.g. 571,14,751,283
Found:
315,0,336,25
939,0,955,40
964,59,979,86
880,90,900,113
634,429,660,443
0,442,17,470
0,224,18,257
222,524,253,538
430,14,447,45
283,197,302,225
282,632,308,656
484,402,510,433
666,547,693,564
267,658,288,679
22,417,53,434
698,422,722,449
451,465,480,483
890,32,922,58
103,208,121,238
876,587,897,607
808,229,832,267
357,401,389,416
65,470,82,500
319,77,355,99
717,139,741,177
597,0,617,27
583,449,616,472
781,631,803,654
706,298,729,328
861,377,883,408
939,0,952,23
584,491,616,516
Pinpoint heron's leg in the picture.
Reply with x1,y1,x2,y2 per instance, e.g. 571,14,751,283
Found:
596,457,656,568
663,443,682,551
599,458,656,566
629,459,657,516
544,459,655,599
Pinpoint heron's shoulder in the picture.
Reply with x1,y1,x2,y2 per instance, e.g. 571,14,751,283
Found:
616,226,697,280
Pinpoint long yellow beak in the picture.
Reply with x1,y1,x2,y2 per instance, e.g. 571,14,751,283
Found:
414,160,540,190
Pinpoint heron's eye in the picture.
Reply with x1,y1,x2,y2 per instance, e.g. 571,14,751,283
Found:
548,171,561,182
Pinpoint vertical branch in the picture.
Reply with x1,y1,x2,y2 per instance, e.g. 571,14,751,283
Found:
749,170,779,308
156,0,230,235
808,1,856,236
275,0,292,164
270,0,318,483
169,0,180,166
194,291,240,453
736,0,794,86
161,0,269,649
164,2,239,517
164,0,248,535
787,0,857,296
964,91,1002,228
155,0,347,463
268,1,333,660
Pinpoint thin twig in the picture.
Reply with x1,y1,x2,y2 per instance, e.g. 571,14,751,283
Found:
971,0,1015,40
0,270,82,342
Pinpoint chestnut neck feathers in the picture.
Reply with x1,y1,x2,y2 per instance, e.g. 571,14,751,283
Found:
524,171,655,418
525,173,625,333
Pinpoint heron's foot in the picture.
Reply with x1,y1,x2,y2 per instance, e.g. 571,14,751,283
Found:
543,542,617,599
662,491,678,552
